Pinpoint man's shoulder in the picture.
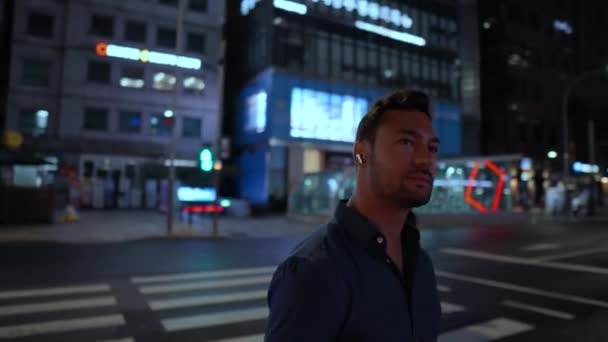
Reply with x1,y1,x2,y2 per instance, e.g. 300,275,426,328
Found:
290,223,336,262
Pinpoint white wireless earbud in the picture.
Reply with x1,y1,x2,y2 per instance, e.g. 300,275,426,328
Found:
355,153,364,165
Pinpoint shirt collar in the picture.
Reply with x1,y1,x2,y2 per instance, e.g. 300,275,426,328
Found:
334,200,420,258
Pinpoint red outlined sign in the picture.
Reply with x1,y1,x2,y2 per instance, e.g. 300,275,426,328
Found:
464,160,507,213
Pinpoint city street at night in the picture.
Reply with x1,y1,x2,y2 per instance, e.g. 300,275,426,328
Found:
3,0,608,341
1,218,608,341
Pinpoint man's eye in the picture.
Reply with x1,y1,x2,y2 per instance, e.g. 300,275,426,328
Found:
400,139,414,146
429,146,439,153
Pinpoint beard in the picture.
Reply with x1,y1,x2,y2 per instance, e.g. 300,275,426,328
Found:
369,160,433,209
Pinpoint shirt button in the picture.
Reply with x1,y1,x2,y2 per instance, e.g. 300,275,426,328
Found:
376,236,384,244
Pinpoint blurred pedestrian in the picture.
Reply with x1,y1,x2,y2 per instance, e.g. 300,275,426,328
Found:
265,89,442,341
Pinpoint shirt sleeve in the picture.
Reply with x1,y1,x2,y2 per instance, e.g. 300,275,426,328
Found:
264,256,348,342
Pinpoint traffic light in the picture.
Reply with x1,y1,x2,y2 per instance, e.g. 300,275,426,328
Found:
199,147,213,172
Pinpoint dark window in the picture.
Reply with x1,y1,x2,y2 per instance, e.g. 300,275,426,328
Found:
19,109,49,136
189,0,208,12
26,11,54,38
150,113,172,136
159,0,178,6
83,107,109,131
519,122,527,141
186,32,206,53
508,5,522,22
534,123,542,143
119,111,142,133
125,20,146,43
157,28,176,48
90,14,114,37
529,11,540,30
87,60,111,83
182,117,201,137
21,58,51,87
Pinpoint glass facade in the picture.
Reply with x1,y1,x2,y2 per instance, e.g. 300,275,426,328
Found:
230,0,462,206
290,158,514,216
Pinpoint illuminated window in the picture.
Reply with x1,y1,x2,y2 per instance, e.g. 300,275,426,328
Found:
152,71,176,91
26,11,54,38
244,91,267,133
182,117,202,137
90,14,114,37
19,109,49,136
83,107,109,131
186,32,206,53
21,58,51,87
157,27,176,48
183,76,205,94
119,111,142,133
150,113,172,136
125,20,146,43
120,66,145,88
87,60,111,83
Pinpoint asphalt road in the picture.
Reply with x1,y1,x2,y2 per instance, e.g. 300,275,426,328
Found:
1,219,608,341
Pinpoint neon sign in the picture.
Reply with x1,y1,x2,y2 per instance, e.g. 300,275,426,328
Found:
95,42,202,70
464,160,507,213
354,20,425,46
240,0,425,46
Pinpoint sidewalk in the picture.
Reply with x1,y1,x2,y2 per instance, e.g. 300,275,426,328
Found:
0,210,316,243
1,206,607,244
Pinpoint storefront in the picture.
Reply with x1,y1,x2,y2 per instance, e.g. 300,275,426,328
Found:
289,155,518,216
235,69,462,205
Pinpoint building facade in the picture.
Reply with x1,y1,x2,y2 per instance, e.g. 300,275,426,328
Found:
225,0,466,207
1,0,223,209
478,0,608,209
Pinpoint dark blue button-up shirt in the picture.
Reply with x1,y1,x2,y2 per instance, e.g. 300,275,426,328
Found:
265,200,441,341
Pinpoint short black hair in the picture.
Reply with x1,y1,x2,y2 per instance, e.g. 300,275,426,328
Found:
355,89,431,144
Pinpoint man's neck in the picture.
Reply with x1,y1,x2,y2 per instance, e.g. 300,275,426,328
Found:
347,192,410,241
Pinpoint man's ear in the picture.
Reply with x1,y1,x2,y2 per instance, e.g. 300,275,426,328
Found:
353,141,369,166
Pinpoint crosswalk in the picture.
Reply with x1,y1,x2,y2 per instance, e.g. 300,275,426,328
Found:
131,265,532,341
0,264,582,341
0,283,130,340
133,265,275,339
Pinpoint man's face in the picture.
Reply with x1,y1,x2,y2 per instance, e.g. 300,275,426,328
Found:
364,110,439,208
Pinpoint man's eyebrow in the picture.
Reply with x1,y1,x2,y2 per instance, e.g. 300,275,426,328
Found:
397,129,440,144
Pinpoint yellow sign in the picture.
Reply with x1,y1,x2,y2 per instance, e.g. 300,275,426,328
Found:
3,131,23,149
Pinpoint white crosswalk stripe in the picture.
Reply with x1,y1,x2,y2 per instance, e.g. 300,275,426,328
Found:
0,314,126,339
132,266,276,284
209,333,265,342
135,267,274,336
149,289,267,310
0,296,117,317
0,282,123,339
439,317,534,341
0,283,110,300
133,266,472,340
162,307,269,332
140,275,273,295
441,302,465,314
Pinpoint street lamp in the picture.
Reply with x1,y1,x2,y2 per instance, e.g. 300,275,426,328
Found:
547,150,558,159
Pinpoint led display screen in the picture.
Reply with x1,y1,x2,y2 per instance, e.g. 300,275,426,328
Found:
289,87,368,142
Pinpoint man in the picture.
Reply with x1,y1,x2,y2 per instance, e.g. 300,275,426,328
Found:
265,89,442,342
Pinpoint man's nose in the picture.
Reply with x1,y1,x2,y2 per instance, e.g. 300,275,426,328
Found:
414,145,435,171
